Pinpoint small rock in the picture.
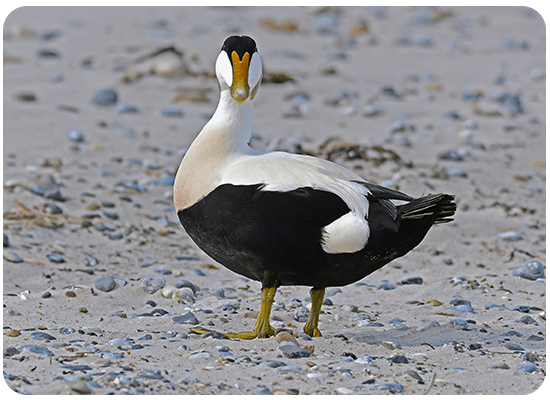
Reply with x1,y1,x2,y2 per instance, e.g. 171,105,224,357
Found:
354,355,373,364
21,345,52,357
175,279,199,294
92,88,118,106
294,307,309,322
404,370,424,382
142,276,166,294
6,329,21,337
3,233,9,248
114,103,139,114
84,256,99,267
67,380,92,394
4,252,24,263
450,317,469,330
499,231,522,242
259,360,287,368
94,276,117,292
47,253,65,263
400,277,423,285
417,320,440,332
109,338,133,347
189,352,212,360
370,383,404,394
279,344,311,359
510,305,530,313
172,312,199,325
275,331,298,345
388,354,408,364
516,315,538,325
67,130,85,142
376,282,395,290
161,107,184,117
438,150,464,161
31,332,56,341
503,342,524,351
491,362,510,369
518,362,537,373
513,260,545,280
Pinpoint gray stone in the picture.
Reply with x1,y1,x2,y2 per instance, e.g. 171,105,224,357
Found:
279,345,310,359
172,312,199,325
94,276,117,292
513,260,545,280
143,276,166,294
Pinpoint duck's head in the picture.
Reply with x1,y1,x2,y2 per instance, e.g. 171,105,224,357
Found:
215,35,262,104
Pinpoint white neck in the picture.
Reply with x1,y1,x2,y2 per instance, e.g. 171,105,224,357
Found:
201,88,254,154
173,88,254,210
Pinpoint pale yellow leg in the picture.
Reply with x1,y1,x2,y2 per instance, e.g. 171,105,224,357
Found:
190,286,277,339
303,287,324,337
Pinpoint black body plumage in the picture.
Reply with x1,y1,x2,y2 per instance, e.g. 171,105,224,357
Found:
177,183,455,288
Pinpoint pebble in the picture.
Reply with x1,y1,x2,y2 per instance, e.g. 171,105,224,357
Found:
43,202,63,214
259,360,287,368
400,277,423,285
275,331,298,345
336,387,353,395
142,276,166,294
67,130,85,142
499,231,522,241
92,88,118,106
404,370,424,382
294,307,309,322
60,327,75,334
114,103,140,114
161,107,184,117
172,312,199,325
6,329,21,337
438,149,464,161
94,276,117,292
109,338,133,347
450,317,469,330
47,253,65,263
518,362,537,373
376,282,395,290
21,345,52,357
503,342,524,351
510,305,530,313
516,315,538,325
315,14,338,34
388,354,408,364
354,355,373,364
448,304,474,313
417,320,440,331
31,332,57,341
446,168,468,178
3,233,9,248
491,362,510,369
279,344,311,359
189,352,212,360
100,351,123,360
175,279,199,293
370,383,404,394
512,260,545,280
4,252,24,263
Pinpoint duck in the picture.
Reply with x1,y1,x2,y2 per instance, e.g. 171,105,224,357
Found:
173,35,456,339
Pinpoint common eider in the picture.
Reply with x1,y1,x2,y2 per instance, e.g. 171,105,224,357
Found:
174,35,456,339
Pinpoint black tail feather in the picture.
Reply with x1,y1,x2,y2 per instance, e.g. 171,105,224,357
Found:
400,193,456,224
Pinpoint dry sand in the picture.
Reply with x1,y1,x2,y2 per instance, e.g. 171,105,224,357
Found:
3,6,546,395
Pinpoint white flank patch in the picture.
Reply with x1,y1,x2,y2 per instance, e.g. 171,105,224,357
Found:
321,212,370,254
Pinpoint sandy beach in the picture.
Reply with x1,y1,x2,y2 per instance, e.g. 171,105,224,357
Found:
3,6,546,395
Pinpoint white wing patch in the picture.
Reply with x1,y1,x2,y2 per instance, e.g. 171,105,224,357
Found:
322,212,370,254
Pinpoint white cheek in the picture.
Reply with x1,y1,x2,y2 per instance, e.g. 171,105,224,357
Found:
248,53,262,89
215,52,233,88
